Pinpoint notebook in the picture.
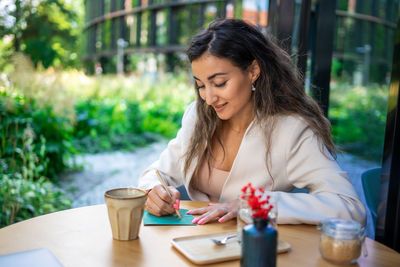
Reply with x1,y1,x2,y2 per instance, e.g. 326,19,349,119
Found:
143,209,196,225
0,248,63,267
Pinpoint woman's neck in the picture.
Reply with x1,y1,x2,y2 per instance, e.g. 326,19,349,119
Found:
224,109,255,134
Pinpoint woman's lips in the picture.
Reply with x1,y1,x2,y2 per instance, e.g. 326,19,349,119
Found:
213,103,227,112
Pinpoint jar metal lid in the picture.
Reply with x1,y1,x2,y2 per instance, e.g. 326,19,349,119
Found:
321,218,362,239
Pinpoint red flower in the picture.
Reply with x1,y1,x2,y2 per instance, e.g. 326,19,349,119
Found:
241,183,273,219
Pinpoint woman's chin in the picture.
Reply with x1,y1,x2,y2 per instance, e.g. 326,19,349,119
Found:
216,112,231,120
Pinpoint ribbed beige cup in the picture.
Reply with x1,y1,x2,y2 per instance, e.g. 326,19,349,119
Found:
104,188,147,241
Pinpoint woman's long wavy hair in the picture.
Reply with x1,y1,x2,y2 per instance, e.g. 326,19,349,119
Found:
184,18,336,179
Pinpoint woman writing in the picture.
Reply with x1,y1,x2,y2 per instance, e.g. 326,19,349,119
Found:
138,19,366,226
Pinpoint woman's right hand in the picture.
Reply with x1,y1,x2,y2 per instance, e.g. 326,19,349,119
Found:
145,184,180,216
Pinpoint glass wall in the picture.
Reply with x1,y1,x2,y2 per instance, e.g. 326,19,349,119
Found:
329,0,399,163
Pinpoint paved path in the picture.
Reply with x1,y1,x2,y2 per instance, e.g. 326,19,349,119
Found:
59,141,378,238
59,141,168,208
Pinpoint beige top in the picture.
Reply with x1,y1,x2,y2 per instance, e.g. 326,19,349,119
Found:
195,160,229,202
138,102,366,226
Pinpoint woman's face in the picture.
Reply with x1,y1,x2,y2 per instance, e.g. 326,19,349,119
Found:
191,53,259,121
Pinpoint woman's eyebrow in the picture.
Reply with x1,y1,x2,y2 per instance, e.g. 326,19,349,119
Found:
193,72,228,81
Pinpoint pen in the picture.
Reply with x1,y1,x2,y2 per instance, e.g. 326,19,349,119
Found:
155,170,182,219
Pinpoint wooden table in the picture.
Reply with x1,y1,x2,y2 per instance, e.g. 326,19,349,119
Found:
0,201,399,266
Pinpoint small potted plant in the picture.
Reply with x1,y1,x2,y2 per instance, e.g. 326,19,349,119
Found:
240,183,277,267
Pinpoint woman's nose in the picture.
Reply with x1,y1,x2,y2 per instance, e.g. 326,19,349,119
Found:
204,87,218,105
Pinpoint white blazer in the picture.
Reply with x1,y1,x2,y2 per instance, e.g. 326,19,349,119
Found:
138,102,366,225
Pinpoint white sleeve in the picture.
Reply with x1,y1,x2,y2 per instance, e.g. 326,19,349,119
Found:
136,102,197,190
271,119,366,226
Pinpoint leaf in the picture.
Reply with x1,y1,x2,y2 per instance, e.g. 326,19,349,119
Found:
24,204,35,213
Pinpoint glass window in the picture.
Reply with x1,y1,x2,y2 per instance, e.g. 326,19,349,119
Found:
330,1,398,164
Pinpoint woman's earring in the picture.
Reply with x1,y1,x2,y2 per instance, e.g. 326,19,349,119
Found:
251,84,256,92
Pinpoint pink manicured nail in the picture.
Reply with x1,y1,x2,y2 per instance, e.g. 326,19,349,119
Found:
198,218,206,225
173,204,178,209
192,218,199,224
218,217,225,223
186,210,192,214
176,199,180,209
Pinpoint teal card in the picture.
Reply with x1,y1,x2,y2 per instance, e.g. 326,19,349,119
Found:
143,209,196,226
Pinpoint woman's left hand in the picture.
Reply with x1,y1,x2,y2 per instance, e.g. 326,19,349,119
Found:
186,200,239,224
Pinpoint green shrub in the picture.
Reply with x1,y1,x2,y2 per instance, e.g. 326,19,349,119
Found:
329,83,388,161
70,73,194,152
0,80,75,179
0,115,71,228
0,175,71,228
141,102,184,138
2,55,195,163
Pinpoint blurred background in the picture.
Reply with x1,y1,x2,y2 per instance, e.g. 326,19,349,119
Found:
1,0,400,250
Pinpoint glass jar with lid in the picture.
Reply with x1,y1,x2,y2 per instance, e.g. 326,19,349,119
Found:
319,218,366,264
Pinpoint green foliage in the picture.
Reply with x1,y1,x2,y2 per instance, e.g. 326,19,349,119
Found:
0,98,71,228
329,83,388,162
0,175,71,228
72,99,150,153
1,56,76,179
337,0,348,10
0,0,83,70
0,37,14,72
142,104,184,138
331,59,343,80
0,121,49,180
0,96,74,179
2,55,195,158
71,73,194,152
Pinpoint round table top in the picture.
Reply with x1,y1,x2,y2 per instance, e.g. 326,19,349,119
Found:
0,201,399,266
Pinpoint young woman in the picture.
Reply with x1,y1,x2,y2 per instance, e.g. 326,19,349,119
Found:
138,19,366,226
